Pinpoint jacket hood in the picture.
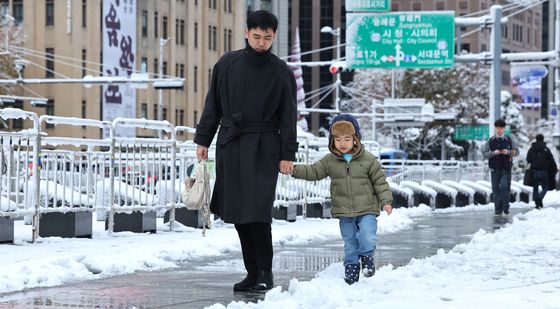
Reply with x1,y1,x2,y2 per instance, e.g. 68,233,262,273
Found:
328,114,363,156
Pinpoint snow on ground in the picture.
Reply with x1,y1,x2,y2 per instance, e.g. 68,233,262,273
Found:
0,203,431,294
209,191,560,309
0,191,558,309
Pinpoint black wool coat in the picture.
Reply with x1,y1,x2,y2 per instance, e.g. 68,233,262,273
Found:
194,45,298,224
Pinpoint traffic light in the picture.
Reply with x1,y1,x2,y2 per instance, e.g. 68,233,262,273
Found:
329,61,346,74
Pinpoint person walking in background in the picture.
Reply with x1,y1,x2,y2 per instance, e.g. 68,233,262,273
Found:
482,119,519,215
287,114,393,285
526,134,558,209
194,10,298,292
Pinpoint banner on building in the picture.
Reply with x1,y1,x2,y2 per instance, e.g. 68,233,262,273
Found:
102,0,136,137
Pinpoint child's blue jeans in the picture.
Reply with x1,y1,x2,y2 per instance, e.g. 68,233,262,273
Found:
339,214,378,266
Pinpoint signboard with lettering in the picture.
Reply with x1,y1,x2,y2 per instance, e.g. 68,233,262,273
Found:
102,0,136,137
454,124,511,140
346,12,455,69
346,0,390,12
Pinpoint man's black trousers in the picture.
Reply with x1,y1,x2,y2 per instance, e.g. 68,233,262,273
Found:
235,222,273,276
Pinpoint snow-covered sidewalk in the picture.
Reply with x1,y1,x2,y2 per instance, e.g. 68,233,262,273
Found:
210,192,560,309
0,191,558,309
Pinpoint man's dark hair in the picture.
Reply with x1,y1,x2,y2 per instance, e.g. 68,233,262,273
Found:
536,134,544,142
247,10,278,32
494,119,506,127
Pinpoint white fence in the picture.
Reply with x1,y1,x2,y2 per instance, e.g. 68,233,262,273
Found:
1,108,493,240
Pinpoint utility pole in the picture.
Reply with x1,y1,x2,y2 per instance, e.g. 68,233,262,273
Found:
554,0,560,149
489,5,503,138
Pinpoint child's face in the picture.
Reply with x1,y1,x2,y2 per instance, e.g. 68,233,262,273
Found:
334,134,354,153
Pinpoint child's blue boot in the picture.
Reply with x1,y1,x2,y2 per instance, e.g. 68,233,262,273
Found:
344,263,360,285
360,255,375,277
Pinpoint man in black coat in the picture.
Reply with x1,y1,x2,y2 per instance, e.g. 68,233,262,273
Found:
526,134,558,209
194,10,298,291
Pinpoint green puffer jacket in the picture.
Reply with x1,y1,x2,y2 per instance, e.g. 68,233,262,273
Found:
292,147,393,217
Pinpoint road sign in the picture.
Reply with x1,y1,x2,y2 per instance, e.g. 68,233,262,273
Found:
454,124,511,140
346,12,455,69
346,0,390,12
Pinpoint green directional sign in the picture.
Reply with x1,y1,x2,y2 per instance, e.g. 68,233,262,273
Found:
346,0,390,12
346,12,455,69
453,124,511,141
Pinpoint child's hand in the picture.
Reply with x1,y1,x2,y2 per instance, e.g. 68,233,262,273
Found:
383,204,393,215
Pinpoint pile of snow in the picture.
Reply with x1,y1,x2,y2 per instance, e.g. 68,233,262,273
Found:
0,196,18,212
422,180,458,198
460,180,492,198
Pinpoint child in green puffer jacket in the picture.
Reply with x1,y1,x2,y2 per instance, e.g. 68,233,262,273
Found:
289,114,393,285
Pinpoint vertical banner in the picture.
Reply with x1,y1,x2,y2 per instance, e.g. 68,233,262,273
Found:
103,0,136,137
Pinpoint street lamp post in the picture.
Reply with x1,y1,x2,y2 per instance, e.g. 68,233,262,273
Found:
321,26,341,111
158,37,169,138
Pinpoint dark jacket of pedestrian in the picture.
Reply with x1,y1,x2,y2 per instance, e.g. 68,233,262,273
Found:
527,139,558,191
194,41,298,224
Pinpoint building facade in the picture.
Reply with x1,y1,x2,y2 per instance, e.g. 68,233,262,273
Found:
0,0,246,138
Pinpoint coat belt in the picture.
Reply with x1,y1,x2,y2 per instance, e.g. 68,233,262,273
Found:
221,113,278,145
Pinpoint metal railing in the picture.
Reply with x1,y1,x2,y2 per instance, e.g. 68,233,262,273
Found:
1,108,496,241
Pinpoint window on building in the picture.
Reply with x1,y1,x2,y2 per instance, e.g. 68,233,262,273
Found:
141,103,148,119
82,0,87,27
179,110,184,126
224,29,227,53
142,10,148,37
13,0,23,24
175,63,179,77
435,2,445,10
228,0,232,12
208,25,212,50
412,3,421,11
45,48,55,78
391,3,399,11
180,20,185,45
81,49,87,77
141,57,148,73
501,70,510,86
176,18,179,43
193,110,198,126
228,29,232,51
163,108,168,121
46,0,54,26
194,22,198,48
212,26,217,50
459,1,468,10
163,16,168,38
194,66,198,92
460,43,470,53
163,61,167,76
179,64,185,78
154,58,158,76
481,44,487,51
208,68,212,87
502,25,508,39
154,12,158,38
81,100,87,121
46,100,55,128
153,104,158,120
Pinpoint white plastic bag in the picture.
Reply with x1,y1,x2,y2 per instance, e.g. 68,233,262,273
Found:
182,161,210,210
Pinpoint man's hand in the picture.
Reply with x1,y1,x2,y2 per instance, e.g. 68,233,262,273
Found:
279,160,294,175
383,204,393,215
197,145,208,161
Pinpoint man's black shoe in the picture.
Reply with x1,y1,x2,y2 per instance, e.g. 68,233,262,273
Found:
253,270,274,291
504,209,509,214
233,274,257,292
